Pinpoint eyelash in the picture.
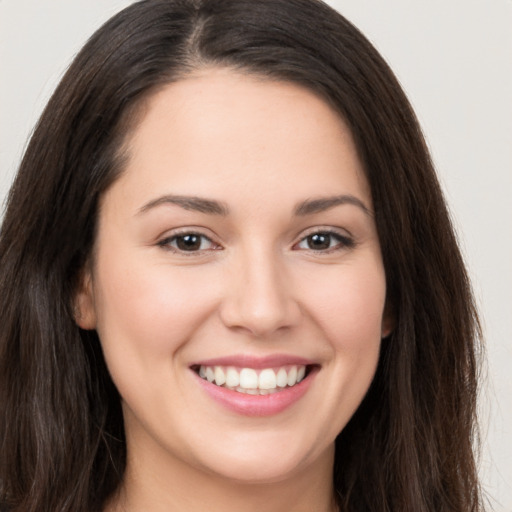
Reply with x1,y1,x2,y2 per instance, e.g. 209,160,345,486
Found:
293,230,355,253
157,229,355,255
157,231,220,255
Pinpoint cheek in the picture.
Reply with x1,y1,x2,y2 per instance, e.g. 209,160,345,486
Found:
92,255,219,366
299,259,387,350
308,260,386,425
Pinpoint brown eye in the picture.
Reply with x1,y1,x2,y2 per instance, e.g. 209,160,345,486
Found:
295,230,354,252
176,234,202,251
306,233,332,250
159,233,218,253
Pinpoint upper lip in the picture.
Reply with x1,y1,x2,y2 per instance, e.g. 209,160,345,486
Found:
190,353,316,369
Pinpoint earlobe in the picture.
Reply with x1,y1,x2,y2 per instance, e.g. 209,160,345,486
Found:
73,269,97,330
381,321,393,339
381,302,395,339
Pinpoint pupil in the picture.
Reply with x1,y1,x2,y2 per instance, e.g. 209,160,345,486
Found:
308,233,330,250
177,235,201,251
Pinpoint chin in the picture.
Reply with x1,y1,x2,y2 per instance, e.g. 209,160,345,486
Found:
189,432,332,485
201,455,308,485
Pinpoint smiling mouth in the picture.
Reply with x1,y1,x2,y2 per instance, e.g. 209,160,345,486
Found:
192,364,314,395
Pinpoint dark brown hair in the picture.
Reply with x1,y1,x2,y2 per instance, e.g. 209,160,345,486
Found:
0,1,483,510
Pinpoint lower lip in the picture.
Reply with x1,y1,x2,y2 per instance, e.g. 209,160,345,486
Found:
194,369,317,417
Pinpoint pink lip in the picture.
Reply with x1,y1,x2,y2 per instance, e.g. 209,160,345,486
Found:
190,353,314,369
191,361,319,417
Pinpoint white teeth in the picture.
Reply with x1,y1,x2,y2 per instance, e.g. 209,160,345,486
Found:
225,366,240,387
258,368,277,390
205,366,215,383
214,366,226,386
239,368,258,389
287,366,297,386
197,364,309,394
276,368,288,388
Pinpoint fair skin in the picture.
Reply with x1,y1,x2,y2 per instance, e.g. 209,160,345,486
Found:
77,68,392,512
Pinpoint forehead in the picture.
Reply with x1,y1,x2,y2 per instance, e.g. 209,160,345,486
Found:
110,68,371,212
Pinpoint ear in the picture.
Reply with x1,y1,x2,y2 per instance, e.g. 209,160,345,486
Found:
73,268,97,330
381,301,395,339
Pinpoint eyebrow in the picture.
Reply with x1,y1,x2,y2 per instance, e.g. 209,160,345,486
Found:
137,193,371,217
294,195,372,217
137,195,230,216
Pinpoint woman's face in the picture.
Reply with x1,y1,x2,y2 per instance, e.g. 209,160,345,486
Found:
78,69,391,484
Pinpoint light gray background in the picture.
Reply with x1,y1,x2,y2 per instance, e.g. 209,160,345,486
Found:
1,1,511,510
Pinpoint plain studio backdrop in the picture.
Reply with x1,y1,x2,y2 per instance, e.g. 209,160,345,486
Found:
0,1,511,510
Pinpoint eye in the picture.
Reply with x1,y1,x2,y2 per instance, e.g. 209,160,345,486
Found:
295,231,354,252
159,232,219,253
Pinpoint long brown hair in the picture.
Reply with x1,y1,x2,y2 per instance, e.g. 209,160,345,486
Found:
0,1,483,510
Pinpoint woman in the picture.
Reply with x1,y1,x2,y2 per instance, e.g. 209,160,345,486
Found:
0,0,483,511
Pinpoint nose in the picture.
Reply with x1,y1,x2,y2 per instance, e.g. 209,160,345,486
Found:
219,247,301,337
